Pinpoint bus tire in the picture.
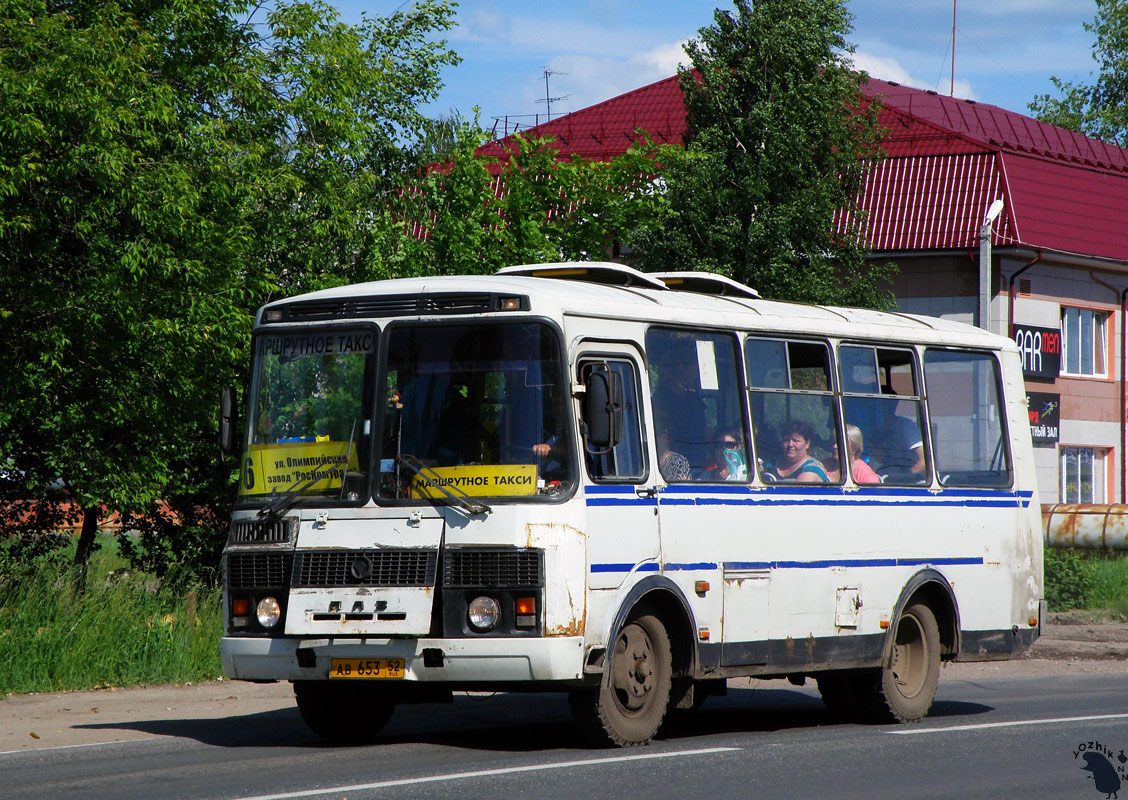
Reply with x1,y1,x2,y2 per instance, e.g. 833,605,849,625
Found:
570,612,672,747
293,680,394,744
860,602,941,723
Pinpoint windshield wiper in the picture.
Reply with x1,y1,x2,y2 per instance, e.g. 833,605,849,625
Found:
258,460,342,520
394,454,492,516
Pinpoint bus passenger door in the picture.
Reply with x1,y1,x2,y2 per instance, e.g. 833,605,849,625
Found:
578,352,661,591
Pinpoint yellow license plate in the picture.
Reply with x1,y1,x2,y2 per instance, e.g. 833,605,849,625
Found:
329,658,405,679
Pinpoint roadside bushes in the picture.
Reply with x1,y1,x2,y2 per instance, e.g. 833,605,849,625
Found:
1044,547,1128,617
0,535,222,694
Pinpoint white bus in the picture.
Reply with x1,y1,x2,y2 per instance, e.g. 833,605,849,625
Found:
219,262,1044,746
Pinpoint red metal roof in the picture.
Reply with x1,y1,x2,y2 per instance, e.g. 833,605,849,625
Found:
864,78,1128,173
476,73,1128,263
476,74,686,165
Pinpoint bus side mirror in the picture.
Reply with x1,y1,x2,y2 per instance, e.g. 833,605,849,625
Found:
583,366,624,454
219,386,238,459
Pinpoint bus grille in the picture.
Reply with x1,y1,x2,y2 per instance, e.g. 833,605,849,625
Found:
292,550,438,587
272,293,503,322
227,552,293,588
443,549,544,588
229,518,292,544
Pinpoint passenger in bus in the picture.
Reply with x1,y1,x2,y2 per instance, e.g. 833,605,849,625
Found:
700,430,748,481
766,420,828,483
532,402,568,481
869,401,925,479
657,433,692,481
825,424,881,483
652,354,709,474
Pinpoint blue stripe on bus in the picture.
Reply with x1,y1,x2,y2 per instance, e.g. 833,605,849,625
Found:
584,493,1032,509
591,556,984,574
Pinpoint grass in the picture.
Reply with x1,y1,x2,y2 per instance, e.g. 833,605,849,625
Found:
0,535,223,695
1044,547,1128,618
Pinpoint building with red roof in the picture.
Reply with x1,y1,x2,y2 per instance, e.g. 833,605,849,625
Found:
479,73,1128,505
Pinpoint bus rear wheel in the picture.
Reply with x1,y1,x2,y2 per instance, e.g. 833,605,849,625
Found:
571,612,672,747
859,602,941,723
293,680,395,744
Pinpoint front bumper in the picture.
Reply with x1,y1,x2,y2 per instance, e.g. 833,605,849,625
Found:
221,635,585,683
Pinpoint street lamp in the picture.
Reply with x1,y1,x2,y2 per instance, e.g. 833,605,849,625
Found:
979,198,1005,331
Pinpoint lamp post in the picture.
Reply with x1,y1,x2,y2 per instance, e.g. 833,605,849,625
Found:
979,198,1005,331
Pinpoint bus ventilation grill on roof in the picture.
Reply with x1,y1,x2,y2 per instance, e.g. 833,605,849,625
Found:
266,292,526,322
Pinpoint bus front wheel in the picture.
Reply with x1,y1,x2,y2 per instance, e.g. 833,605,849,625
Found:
571,612,672,746
294,680,395,744
861,602,941,723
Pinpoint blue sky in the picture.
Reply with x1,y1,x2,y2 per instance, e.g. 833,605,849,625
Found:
341,1,1100,133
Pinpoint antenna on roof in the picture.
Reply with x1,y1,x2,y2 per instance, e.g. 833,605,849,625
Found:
536,67,570,122
950,0,956,97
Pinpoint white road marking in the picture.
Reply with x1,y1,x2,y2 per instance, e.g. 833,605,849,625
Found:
0,738,151,757
889,712,1128,735
230,746,741,800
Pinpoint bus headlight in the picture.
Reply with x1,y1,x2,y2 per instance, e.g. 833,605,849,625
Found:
256,597,282,629
467,596,501,632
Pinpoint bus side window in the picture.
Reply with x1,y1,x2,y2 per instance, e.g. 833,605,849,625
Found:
746,337,842,484
580,360,646,481
839,345,929,485
647,329,747,483
922,349,1012,487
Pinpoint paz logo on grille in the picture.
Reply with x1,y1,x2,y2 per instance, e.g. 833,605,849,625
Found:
349,555,373,581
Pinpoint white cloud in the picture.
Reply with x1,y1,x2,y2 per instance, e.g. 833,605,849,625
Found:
849,51,914,85
849,50,978,101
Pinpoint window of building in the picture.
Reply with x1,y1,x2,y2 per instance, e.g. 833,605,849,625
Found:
1060,446,1106,503
1061,307,1108,377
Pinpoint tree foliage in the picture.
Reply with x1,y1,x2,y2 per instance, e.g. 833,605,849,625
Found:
626,0,892,308
387,124,670,277
0,0,458,578
1029,0,1128,146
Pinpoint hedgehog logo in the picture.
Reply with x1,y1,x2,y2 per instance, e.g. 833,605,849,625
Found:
1081,751,1123,798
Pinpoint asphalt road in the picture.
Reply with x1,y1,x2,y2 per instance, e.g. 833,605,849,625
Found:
3,670,1128,800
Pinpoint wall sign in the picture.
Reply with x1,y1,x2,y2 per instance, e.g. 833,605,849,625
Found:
1027,391,1060,446
1013,324,1061,380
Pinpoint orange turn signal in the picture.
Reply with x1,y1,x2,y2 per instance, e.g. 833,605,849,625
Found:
694,580,710,595
232,597,250,616
515,597,536,615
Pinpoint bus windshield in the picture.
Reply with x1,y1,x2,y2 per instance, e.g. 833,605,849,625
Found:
378,321,574,501
238,329,376,504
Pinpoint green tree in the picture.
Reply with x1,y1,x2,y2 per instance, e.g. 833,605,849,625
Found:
627,0,892,308
388,126,671,277
1029,0,1128,146
0,0,457,581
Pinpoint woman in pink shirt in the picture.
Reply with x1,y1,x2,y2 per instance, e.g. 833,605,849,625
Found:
825,424,882,484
